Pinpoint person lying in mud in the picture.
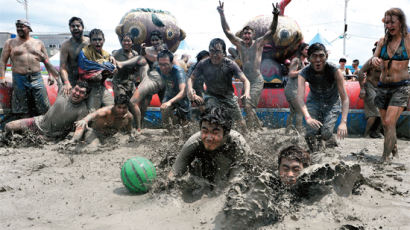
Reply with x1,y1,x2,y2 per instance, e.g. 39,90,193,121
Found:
168,106,252,198
297,42,349,152
4,81,90,141
71,94,133,147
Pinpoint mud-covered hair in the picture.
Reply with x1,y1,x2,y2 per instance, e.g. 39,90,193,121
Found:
383,8,408,43
120,33,133,42
157,49,174,63
89,28,104,40
114,94,129,105
196,50,209,62
200,106,232,135
69,16,84,28
278,145,311,168
150,30,163,40
75,81,91,95
209,38,227,56
241,25,254,33
307,42,327,57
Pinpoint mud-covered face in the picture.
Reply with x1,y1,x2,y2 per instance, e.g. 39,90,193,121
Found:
150,35,162,48
113,104,128,117
209,43,224,65
70,85,88,104
158,56,172,75
69,20,84,40
242,29,253,45
309,50,327,72
201,121,225,151
279,158,304,186
16,23,30,38
91,33,105,52
121,36,133,51
384,15,401,36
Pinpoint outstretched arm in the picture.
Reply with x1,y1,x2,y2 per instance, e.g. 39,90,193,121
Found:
217,0,241,46
297,75,322,130
257,3,280,46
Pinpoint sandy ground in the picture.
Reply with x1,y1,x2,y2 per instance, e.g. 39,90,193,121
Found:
0,128,409,230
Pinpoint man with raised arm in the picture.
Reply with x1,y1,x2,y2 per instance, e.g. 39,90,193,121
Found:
217,1,280,130
60,17,90,95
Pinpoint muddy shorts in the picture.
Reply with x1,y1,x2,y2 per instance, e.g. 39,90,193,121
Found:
113,80,136,98
375,82,409,110
306,98,341,140
204,94,243,121
363,81,380,118
242,78,264,108
86,82,114,112
12,72,50,115
132,70,165,104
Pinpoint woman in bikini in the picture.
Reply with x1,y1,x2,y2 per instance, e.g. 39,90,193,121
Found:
372,8,410,162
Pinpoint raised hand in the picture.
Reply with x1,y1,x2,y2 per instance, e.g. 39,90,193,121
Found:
217,0,224,14
272,2,280,15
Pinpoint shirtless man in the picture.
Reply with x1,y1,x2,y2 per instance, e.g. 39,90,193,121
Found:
4,81,89,140
0,19,59,118
358,43,382,138
72,94,133,147
217,1,280,130
187,38,250,133
60,17,89,95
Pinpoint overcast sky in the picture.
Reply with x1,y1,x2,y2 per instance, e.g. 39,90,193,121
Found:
1,0,409,64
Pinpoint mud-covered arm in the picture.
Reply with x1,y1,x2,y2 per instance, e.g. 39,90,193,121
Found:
257,3,280,46
38,42,60,83
288,57,301,78
336,69,349,138
0,39,11,84
358,59,371,89
172,133,201,176
217,1,241,46
59,42,73,94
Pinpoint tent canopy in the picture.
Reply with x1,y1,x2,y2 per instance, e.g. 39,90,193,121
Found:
309,33,332,48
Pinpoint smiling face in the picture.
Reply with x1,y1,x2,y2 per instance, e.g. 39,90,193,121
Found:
309,50,327,72
70,85,88,104
69,20,84,40
200,121,226,151
150,35,162,49
279,158,304,186
384,15,401,37
121,36,133,52
90,33,105,53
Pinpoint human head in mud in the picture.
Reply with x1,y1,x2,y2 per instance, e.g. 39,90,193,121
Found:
241,26,255,45
278,145,311,186
70,81,90,104
113,94,129,117
209,38,226,65
120,33,133,52
157,49,174,75
69,16,84,40
89,29,105,53
308,42,328,72
199,106,232,151
150,30,163,48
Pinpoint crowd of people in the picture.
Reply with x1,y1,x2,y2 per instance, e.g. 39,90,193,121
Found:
0,3,409,228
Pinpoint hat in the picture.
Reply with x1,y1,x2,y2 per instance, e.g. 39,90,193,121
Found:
339,58,347,63
16,19,32,32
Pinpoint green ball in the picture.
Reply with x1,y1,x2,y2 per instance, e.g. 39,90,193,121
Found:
121,157,156,194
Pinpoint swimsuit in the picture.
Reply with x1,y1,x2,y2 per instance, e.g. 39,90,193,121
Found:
380,38,409,61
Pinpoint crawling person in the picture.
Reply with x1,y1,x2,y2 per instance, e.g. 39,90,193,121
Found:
4,81,90,141
168,106,252,201
72,94,133,147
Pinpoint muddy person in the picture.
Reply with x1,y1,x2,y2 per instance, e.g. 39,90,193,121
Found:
140,30,168,70
187,38,250,133
285,43,309,134
358,42,383,138
372,8,410,162
219,145,311,229
187,50,210,113
217,1,280,130
297,43,349,152
4,82,90,140
72,94,133,147
168,106,252,200
0,19,59,118
60,17,90,95
77,28,115,112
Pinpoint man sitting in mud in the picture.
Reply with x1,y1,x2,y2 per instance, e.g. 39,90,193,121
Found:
187,38,251,133
4,81,90,140
297,43,349,152
168,106,251,199
217,1,280,130
72,94,133,147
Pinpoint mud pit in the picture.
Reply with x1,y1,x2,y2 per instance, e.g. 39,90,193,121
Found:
0,128,409,229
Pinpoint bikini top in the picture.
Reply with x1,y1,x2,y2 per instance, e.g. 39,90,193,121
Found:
380,38,409,61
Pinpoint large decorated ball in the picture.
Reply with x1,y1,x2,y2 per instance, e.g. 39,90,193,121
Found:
121,156,156,194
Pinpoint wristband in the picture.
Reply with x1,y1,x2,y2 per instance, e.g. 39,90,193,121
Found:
305,115,311,120
44,59,49,64
64,80,69,84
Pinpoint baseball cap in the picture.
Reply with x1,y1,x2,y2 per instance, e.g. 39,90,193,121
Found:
16,19,32,32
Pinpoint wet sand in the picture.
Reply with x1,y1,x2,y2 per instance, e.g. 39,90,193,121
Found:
0,128,409,230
